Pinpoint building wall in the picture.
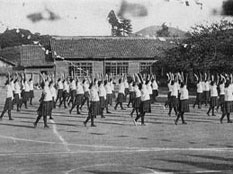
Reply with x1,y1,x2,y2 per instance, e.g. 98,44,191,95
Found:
55,61,70,77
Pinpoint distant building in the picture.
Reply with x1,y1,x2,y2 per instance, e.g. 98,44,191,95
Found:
50,36,174,78
0,45,54,83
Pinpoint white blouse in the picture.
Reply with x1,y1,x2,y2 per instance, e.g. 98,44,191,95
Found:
180,87,189,100
43,86,52,101
6,84,13,99
76,82,84,94
90,86,99,101
99,85,106,99
210,84,218,97
141,85,150,101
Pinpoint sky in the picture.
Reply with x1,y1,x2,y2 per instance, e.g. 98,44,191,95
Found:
0,0,229,36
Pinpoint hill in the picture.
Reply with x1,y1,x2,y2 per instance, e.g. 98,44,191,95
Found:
134,25,187,38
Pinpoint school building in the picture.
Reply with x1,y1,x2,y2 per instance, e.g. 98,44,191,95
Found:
50,36,175,78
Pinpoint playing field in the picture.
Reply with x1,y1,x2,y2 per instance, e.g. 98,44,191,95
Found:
0,90,233,174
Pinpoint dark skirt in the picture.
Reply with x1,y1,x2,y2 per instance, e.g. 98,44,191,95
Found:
203,91,210,101
218,95,225,105
179,99,190,113
84,91,90,98
29,90,34,98
99,96,106,109
170,96,178,107
41,101,52,116
106,94,113,105
74,94,84,105
3,97,13,111
209,96,218,107
14,93,21,104
139,100,151,113
57,89,63,98
63,91,69,98
129,91,136,102
223,101,233,114
196,92,203,102
153,90,158,97
116,93,124,103
89,101,100,116
133,97,141,109
22,90,29,102
125,88,129,96
70,90,77,98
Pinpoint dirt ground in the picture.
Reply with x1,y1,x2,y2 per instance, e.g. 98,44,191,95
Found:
0,90,232,174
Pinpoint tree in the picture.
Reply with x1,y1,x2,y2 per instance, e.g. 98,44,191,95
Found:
120,18,133,36
107,10,132,37
158,20,233,74
156,23,170,37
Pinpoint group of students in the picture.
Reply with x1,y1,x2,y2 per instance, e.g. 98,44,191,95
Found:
165,72,233,124
2,71,233,129
0,74,34,121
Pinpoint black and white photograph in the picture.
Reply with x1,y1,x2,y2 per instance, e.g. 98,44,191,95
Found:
0,0,233,173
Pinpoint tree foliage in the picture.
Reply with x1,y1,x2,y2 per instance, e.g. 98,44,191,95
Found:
107,10,133,37
156,23,170,37
0,28,51,50
158,20,233,74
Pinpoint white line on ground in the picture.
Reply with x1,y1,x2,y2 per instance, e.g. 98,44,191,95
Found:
65,163,172,174
1,134,233,155
49,120,70,152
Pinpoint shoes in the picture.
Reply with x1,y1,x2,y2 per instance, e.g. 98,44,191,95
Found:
141,123,146,126
106,111,111,114
77,112,81,115
182,122,187,125
101,116,105,118
33,122,37,128
227,120,232,123
207,113,210,116
91,124,96,127
49,117,54,120
168,113,171,117
9,118,14,120
69,110,72,114
220,119,223,124
114,106,117,110
83,121,86,127
212,114,216,116
44,125,49,129
121,108,126,110
174,120,177,125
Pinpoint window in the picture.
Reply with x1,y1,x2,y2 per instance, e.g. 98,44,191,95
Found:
140,62,152,73
105,62,128,76
69,62,92,77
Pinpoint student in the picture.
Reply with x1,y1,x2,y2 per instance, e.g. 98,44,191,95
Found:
98,81,106,118
130,82,141,118
29,78,34,105
14,79,22,112
70,78,84,114
59,79,69,108
34,81,51,128
203,73,210,106
151,76,159,103
168,74,178,116
55,78,63,107
207,79,218,116
175,81,189,125
68,78,76,106
49,81,57,119
216,76,225,112
220,79,233,124
134,74,150,126
80,79,90,111
104,79,113,113
127,80,136,108
193,74,203,109
83,81,99,127
114,77,125,110
0,80,14,120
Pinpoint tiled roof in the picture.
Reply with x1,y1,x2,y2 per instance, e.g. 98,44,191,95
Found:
0,45,54,67
51,36,175,59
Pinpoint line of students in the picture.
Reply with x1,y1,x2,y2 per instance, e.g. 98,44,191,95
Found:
3,71,233,128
